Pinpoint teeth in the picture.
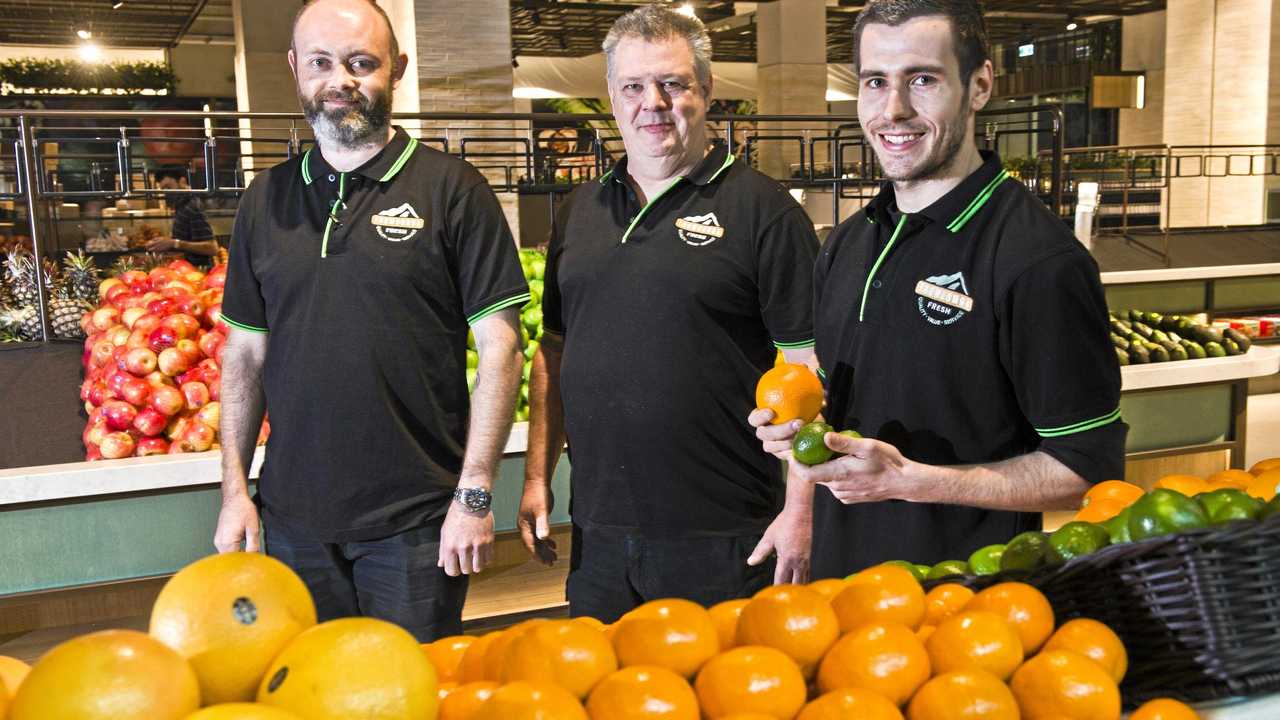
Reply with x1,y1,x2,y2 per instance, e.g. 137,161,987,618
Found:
884,134,921,145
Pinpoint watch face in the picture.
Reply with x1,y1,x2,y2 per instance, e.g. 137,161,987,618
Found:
458,488,490,511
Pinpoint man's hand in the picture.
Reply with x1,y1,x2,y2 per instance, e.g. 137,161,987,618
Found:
146,237,178,252
438,502,495,576
747,505,812,584
749,408,805,460
517,482,558,566
789,432,915,504
214,491,261,553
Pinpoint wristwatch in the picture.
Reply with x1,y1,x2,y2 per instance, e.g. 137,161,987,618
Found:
453,486,493,513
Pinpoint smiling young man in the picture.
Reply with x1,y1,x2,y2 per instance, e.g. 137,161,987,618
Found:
519,4,820,621
751,0,1126,578
214,0,527,640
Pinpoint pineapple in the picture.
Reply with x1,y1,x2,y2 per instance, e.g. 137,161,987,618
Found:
0,304,41,342
61,250,100,304
110,255,140,277
4,250,37,308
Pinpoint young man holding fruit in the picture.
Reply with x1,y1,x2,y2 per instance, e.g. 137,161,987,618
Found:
751,0,1126,578
520,4,821,622
214,0,528,641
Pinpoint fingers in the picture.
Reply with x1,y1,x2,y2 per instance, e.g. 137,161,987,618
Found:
747,408,776,428
747,535,774,567
823,431,872,455
244,522,261,553
518,517,538,555
439,545,462,577
756,418,803,443
535,514,551,541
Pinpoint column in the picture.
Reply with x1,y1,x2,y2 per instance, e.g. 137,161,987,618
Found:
1117,11,1165,147
755,0,828,179
232,0,304,174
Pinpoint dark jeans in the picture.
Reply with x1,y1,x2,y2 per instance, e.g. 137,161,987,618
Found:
263,521,468,642
566,524,774,623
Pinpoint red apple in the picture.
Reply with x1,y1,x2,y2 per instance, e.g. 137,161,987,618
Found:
83,419,108,447
106,325,131,347
100,431,136,459
120,376,151,407
184,271,206,285
120,270,150,290
136,437,170,456
112,345,131,372
132,313,162,335
164,280,197,296
158,347,194,376
101,401,138,432
163,313,200,340
107,370,132,398
87,383,109,407
98,277,124,300
166,416,191,441
181,381,210,411
132,407,168,437
194,401,220,429
105,282,132,305
150,384,185,416
196,358,220,382
91,340,115,368
147,298,175,317
148,267,178,288
79,379,93,402
90,307,120,333
85,444,103,461
145,370,175,388
149,326,178,353
121,307,147,329
208,378,221,401
121,294,151,311
182,421,216,452
125,327,150,350
205,304,229,334
174,338,201,362
176,297,205,319
198,330,225,358
80,311,95,336
203,266,226,290
124,347,158,376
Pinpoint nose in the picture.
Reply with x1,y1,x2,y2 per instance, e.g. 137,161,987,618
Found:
882,83,913,123
641,81,669,111
330,63,358,92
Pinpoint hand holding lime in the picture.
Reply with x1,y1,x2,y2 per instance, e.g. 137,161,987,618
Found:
792,422,835,466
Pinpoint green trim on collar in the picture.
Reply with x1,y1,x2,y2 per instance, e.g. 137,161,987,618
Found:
816,367,827,380
705,152,735,184
599,167,615,185
1035,408,1122,438
222,314,268,334
774,338,816,350
859,213,909,322
620,176,683,244
379,137,419,182
947,170,1010,232
468,292,533,325
301,148,314,185
320,172,347,259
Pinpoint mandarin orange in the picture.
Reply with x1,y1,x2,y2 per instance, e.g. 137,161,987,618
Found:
832,565,925,632
736,585,839,679
1010,649,1120,720
816,622,930,706
965,582,1054,655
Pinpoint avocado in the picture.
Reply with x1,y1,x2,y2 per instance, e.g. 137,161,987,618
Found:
1112,319,1133,335
1151,329,1171,344
1129,343,1150,364
1205,341,1227,358
1115,347,1130,366
1168,344,1189,361
1133,322,1155,340
1191,325,1224,345
1144,311,1164,326
1111,333,1130,350
1128,309,1145,323
1182,340,1207,359
1224,328,1252,353
1223,337,1242,356
1167,331,1182,344
1145,341,1170,363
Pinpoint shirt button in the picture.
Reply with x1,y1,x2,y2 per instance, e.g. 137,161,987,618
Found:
328,174,336,182
873,280,883,289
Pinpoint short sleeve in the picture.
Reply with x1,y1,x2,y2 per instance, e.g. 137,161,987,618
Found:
449,180,530,325
220,181,268,333
998,248,1127,483
757,206,819,349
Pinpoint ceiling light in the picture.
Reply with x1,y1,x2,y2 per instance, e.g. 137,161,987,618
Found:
76,29,92,40
676,3,696,17
78,43,104,62
112,1,124,8
1066,18,1079,30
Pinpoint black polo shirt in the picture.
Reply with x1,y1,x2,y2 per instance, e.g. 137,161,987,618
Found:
221,127,529,542
544,143,818,537
811,151,1126,578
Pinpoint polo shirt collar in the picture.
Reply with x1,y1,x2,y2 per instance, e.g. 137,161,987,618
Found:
864,150,1009,232
599,142,735,188
301,126,419,186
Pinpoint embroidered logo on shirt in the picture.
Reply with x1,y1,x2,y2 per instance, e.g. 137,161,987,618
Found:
371,203,425,242
675,212,724,246
916,271,974,326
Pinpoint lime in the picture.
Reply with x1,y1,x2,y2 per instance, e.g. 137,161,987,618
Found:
1000,531,1051,573
1128,488,1210,540
926,560,970,580
1103,507,1132,544
967,544,1006,576
838,429,863,441
1047,521,1111,563
913,564,932,579
792,422,835,466
880,560,927,581
1197,488,1263,524
1263,496,1280,520
465,349,479,369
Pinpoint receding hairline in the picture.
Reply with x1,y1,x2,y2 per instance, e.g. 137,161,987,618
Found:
291,0,399,59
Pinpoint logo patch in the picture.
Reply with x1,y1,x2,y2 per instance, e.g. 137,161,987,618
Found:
371,202,425,242
675,212,724,246
916,271,974,326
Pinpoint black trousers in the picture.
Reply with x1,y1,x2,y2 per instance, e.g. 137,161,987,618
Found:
566,524,774,624
263,521,468,642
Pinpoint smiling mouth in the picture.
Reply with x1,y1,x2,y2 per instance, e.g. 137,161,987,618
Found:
880,132,923,146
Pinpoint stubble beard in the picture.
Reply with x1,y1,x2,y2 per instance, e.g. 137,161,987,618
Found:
880,91,972,184
302,88,392,150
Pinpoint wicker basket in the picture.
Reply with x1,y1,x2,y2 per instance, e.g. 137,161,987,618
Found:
927,515,1280,707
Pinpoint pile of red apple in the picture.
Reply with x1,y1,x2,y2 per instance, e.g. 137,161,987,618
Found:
78,258,269,461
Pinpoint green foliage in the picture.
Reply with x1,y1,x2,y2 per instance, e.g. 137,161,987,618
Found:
0,58,176,95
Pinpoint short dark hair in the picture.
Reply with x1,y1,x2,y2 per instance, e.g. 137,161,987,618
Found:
293,0,400,68
153,167,187,183
852,0,990,81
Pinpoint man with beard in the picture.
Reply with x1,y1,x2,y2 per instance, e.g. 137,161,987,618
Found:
215,0,528,640
751,0,1125,578
519,5,820,622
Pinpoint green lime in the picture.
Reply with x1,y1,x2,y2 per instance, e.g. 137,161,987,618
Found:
967,544,1006,576
1262,496,1280,520
926,560,970,580
838,429,863,440
1000,531,1051,573
792,422,835,466
1128,488,1210,540
1197,488,1263,524
880,560,928,581
913,564,932,579
1048,521,1111,563
1103,507,1132,544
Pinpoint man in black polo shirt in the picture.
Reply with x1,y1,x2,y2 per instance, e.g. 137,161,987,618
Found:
519,5,820,622
145,167,220,268
214,0,527,640
752,0,1126,578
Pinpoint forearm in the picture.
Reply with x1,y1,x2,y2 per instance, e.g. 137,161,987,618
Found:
525,334,566,490
177,239,220,256
460,326,523,490
780,462,815,514
218,345,266,500
907,451,1090,512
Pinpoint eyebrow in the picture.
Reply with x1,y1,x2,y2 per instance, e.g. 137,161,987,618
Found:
859,64,948,79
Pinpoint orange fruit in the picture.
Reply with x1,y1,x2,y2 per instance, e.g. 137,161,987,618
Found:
906,669,1019,720
439,681,499,720
832,565,925,632
424,635,477,684
0,656,31,696
923,583,974,626
1074,498,1125,523
148,552,317,705
1154,475,1210,496
1250,457,1280,476
807,578,850,601
0,679,8,720
183,705,306,720
1245,469,1280,502
1130,698,1201,720
709,599,750,652
585,665,699,720
484,619,549,681
439,681,459,700
1041,618,1128,683
965,582,1054,655
256,617,438,720
816,622,930,705
796,688,904,720
576,617,607,631
736,585,840,679
10,629,200,720
502,619,619,698
694,646,806,720
1010,649,1120,720
472,681,587,720
1083,480,1145,508
755,363,824,425
925,611,1023,680
1206,469,1255,489
915,625,936,643
612,599,719,678
458,632,501,683
719,716,778,720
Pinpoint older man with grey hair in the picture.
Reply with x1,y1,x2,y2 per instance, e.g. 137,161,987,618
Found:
518,3,821,621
